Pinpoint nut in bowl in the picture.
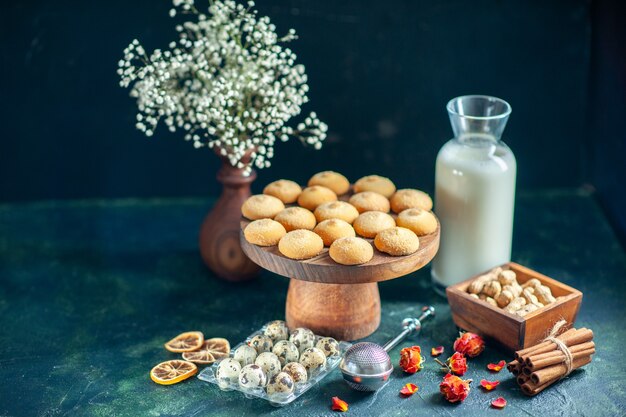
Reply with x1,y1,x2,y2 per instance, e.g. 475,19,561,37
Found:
446,262,583,352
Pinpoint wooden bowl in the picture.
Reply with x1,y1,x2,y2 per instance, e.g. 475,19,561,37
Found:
446,262,583,352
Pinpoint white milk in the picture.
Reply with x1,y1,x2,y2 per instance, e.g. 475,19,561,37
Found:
431,133,516,289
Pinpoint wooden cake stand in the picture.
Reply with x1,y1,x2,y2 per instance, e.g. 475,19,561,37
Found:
240,212,440,341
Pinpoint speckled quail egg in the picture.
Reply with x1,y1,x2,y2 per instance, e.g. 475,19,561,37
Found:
282,362,308,384
266,372,295,397
263,320,289,342
289,328,315,354
272,340,300,366
238,364,267,390
215,358,242,389
315,337,340,357
233,344,257,366
254,352,282,381
248,334,273,354
299,347,327,376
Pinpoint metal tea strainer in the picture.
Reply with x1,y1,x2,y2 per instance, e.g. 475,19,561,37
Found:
339,306,435,391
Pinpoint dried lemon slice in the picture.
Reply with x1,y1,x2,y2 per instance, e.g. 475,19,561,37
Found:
182,338,231,364
164,331,204,353
150,360,197,385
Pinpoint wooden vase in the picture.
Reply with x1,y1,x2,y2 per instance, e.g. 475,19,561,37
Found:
199,156,260,281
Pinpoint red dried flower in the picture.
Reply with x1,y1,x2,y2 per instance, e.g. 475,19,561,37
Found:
399,383,419,396
439,373,471,403
399,345,424,374
480,379,500,391
453,332,485,358
431,346,445,357
491,397,507,409
447,352,468,376
331,396,349,412
487,360,506,372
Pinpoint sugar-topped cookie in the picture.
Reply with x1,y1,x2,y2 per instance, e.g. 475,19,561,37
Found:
374,227,420,256
314,201,360,224
329,237,374,265
278,230,324,260
313,219,356,247
308,171,350,195
349,191,390,213
274,207,317,232
353,175,396,198
396,208,437,236
390,189,433,213
241,194,285,220
244,219,287,246
263,180,302,204
297,186,337,211
353,211,396,238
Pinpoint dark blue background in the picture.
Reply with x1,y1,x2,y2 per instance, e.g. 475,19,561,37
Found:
1,0,624,239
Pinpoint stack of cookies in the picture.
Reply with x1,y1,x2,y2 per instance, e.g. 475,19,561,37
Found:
241,171,437,266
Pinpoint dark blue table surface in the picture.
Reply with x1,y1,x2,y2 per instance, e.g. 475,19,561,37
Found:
0,188,624,416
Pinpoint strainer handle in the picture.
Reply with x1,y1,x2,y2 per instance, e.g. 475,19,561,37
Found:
382,306,435,352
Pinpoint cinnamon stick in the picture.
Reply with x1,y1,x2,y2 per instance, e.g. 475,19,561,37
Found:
515,328,577,359
527,346,595,371
530,355,592,386
521,380,552,396
518,328,593,362
525,341,595,367
516,374,530,385
507,360,520,375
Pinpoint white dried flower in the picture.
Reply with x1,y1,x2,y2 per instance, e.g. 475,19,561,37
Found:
119,0,326,175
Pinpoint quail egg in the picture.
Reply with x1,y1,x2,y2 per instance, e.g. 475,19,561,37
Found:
248,334,273,354
238,364,267,390
254,352,282,381
299,347,327,376
282,362,308,384
215,358,242,389
289,328,315,353
264,320,289,342
233,344,257,366
315,337,340,357
266,371,295,397
272,340,300,366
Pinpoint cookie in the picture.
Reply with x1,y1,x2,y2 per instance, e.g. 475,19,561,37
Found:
374,227,420,256
314,201,360,224
241,195,285,220
329,237,374,265
308,171,350,195
297,186,337,211
244,219,287,246
353,175,396,198
349,191,390,213
390,189,433,213
275,207,317,232
396,208,438,236
263,180,302,204
278,230,324,260
353,211,396,238
313,219,356,247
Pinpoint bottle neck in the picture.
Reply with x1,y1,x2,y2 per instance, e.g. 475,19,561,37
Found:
456,133,501,147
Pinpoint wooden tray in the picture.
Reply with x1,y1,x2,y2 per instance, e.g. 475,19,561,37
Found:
239,196,440,340
446,262,583,352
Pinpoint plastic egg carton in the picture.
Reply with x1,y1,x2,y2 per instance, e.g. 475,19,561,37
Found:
198,322,352,406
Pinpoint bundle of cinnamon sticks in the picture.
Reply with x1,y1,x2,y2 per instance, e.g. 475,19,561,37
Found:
507,327,594,396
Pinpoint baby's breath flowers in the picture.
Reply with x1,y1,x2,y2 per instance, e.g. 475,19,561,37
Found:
118,0,327,175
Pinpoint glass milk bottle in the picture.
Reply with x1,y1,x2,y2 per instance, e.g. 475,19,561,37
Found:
431,95,516,293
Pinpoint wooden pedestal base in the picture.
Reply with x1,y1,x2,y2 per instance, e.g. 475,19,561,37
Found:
285,279,381,341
